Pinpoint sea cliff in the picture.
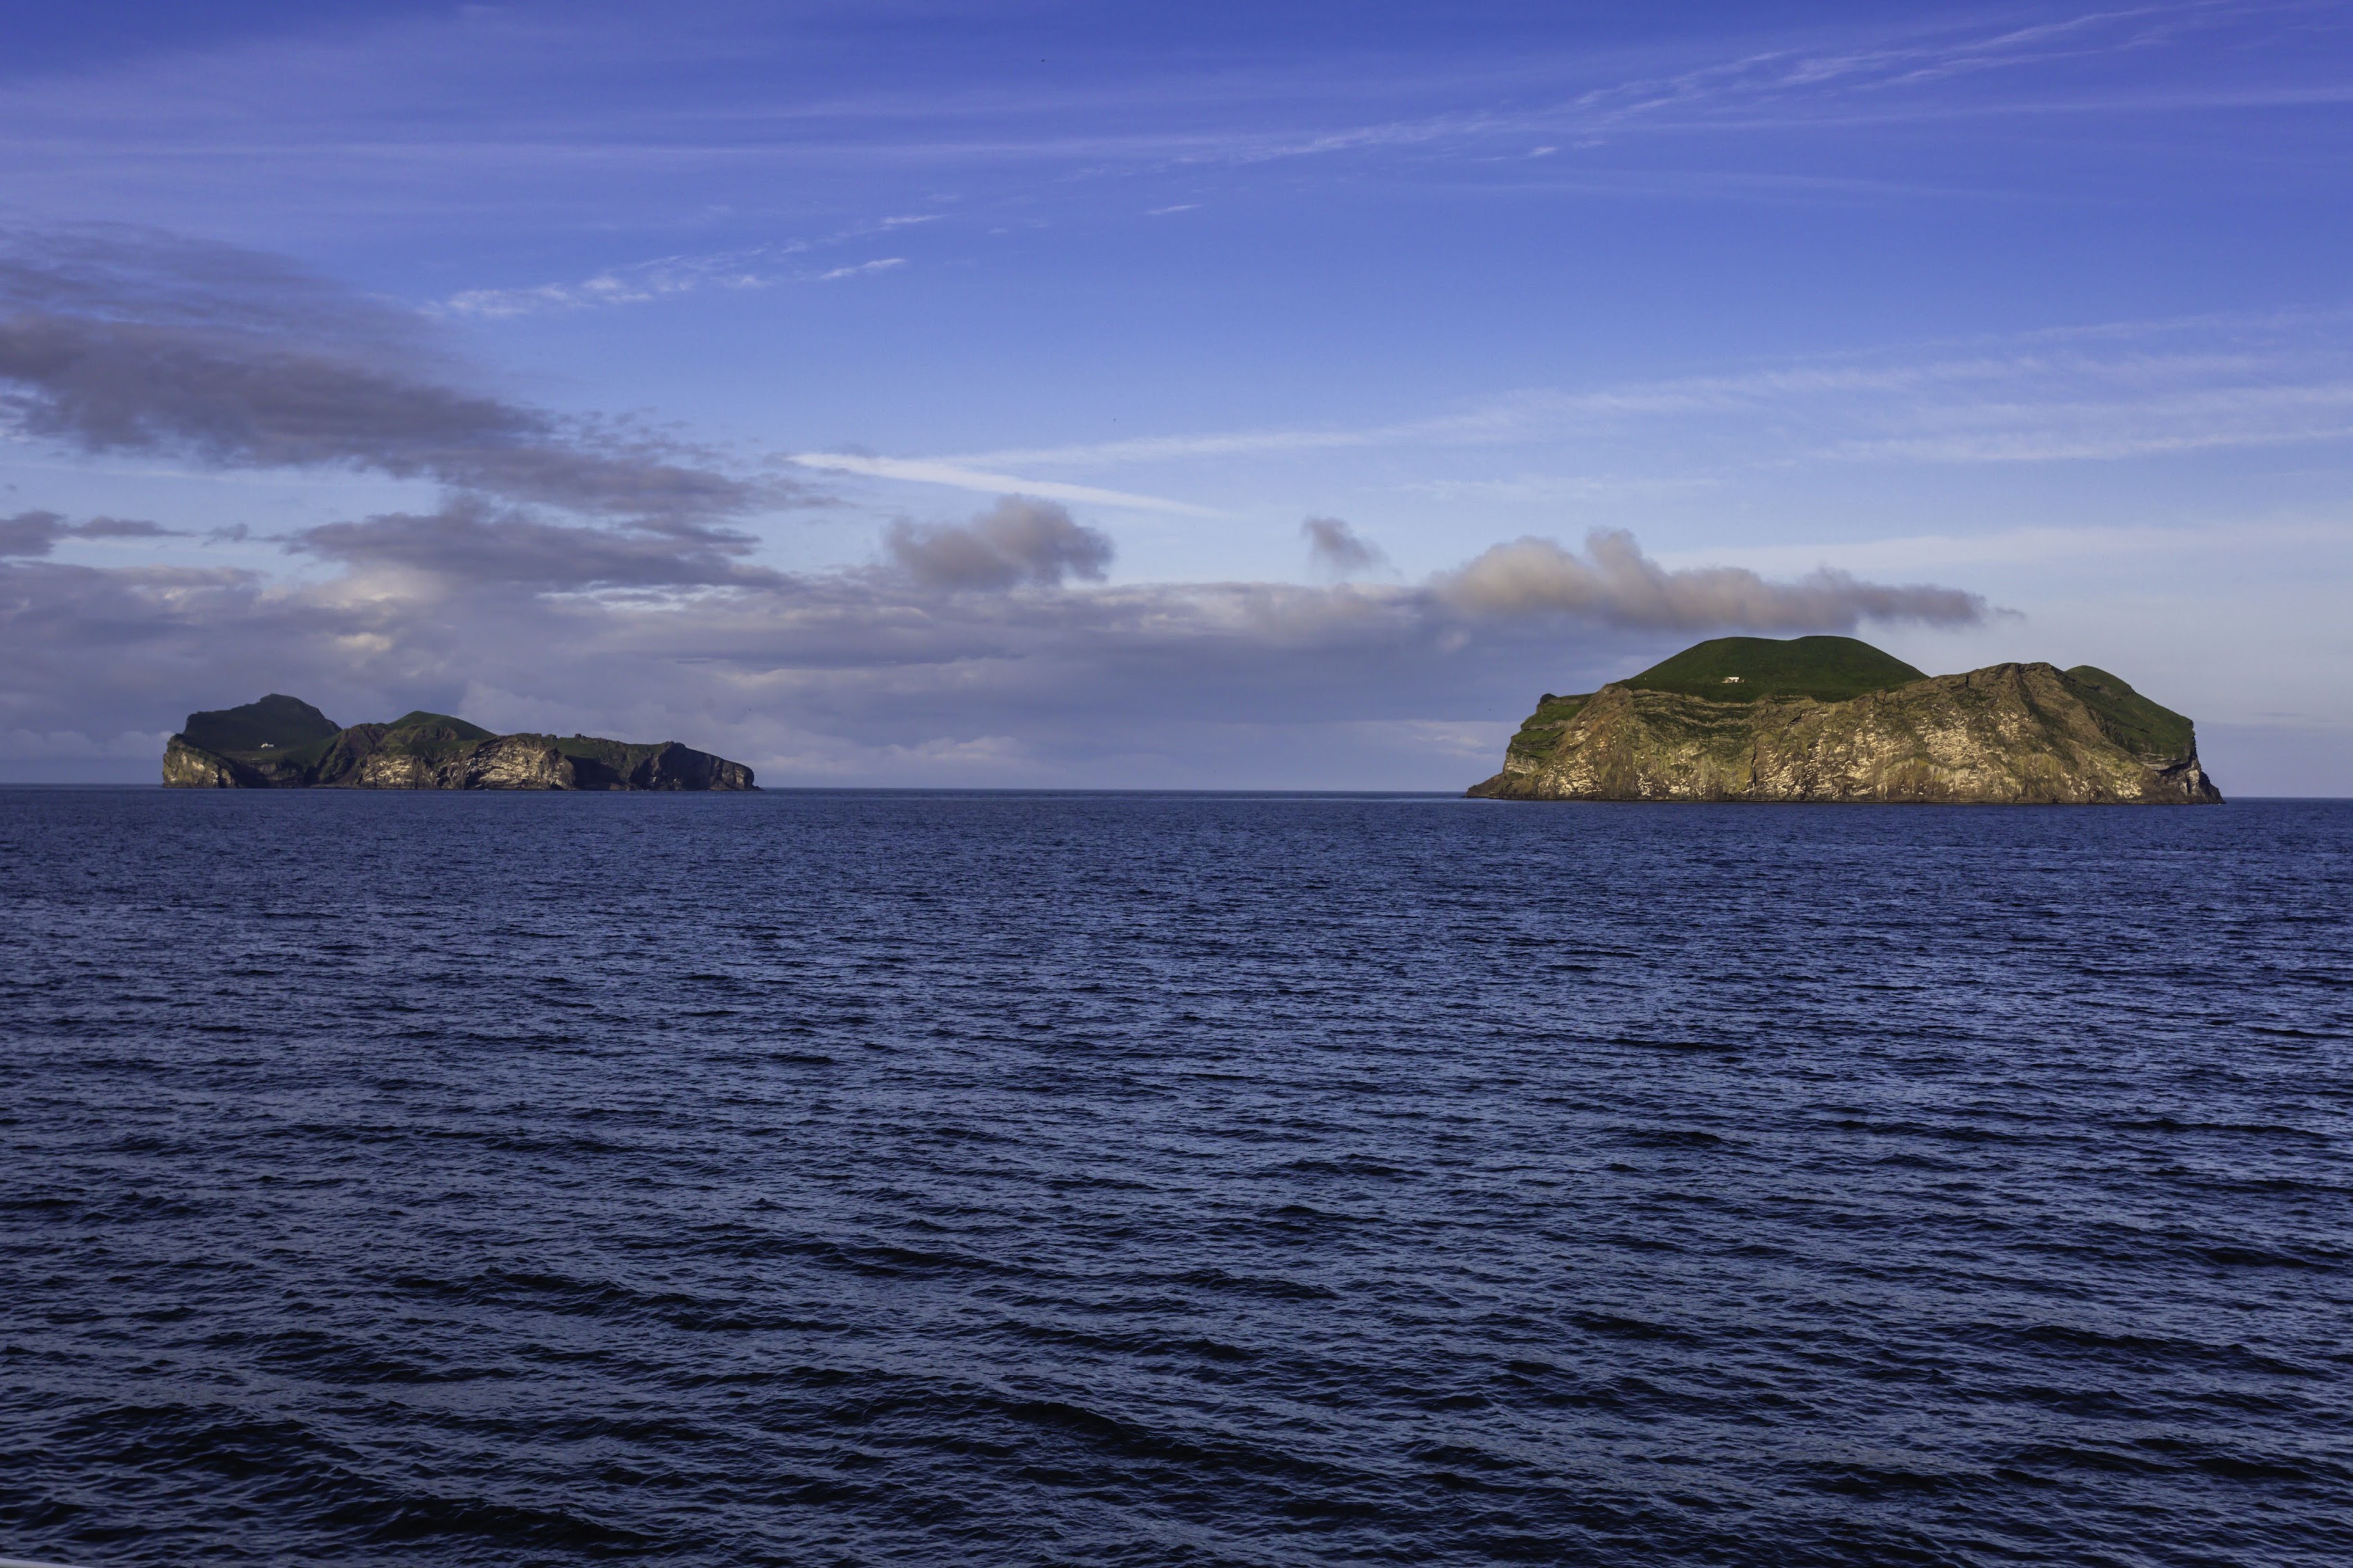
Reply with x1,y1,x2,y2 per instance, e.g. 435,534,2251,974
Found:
162,696,756,791
1469,637,2221,805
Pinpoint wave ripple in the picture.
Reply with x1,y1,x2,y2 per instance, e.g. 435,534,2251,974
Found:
3,791,2350,1565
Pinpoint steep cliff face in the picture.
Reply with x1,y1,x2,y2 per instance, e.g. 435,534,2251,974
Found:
1469,651,2222,805
161,697,756,791
327,730,579,790
162,736,255,787
163,694,340,787
537,735,757,791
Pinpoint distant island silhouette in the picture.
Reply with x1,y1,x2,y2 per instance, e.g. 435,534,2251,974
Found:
163,695,756,790
1469,635,2221,804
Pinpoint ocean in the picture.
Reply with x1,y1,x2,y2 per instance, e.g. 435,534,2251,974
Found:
3,789,2348,1566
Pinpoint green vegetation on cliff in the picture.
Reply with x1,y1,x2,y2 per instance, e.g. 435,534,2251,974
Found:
181,694,341,756
385,712,496,743
1502,692,1594,765
1471,637,2219,805
2062,666,2196,763
1625,635,1928,704
363,713,502,765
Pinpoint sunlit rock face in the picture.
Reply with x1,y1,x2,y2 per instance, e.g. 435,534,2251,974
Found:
1469,639,2222,805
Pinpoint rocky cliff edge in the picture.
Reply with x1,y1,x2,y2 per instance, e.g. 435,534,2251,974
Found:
162,698,756,791
1468,650,2222,805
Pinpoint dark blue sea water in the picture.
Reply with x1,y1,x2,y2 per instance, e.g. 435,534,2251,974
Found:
2,790,2350,1567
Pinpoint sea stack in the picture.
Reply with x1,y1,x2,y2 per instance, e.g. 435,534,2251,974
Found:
1469,636,2222,804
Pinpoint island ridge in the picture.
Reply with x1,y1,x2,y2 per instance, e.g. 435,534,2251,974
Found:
162,696,756,790
1468,636,2222,804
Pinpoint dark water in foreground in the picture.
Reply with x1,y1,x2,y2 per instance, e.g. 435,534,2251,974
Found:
3,790,2350,1567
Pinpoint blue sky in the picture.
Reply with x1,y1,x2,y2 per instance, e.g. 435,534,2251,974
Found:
3,0,2350,787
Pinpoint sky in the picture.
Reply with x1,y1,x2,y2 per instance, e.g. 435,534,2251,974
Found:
2,0,2350,790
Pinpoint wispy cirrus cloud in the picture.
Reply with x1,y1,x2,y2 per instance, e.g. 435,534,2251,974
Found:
436,218,934,320
916,310,2353,484
814,257,907,282
1137,0,2338,174
1666,517,2353,577
1820,378,2353,463
0,0,2332,256
783,451,1224,516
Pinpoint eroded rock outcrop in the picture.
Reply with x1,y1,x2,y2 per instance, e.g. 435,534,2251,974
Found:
161,736,255,788
161,697,756,791
1469,639,2222,805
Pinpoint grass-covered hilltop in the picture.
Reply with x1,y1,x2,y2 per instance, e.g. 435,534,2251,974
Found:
1469,636,2222,805
163,696,756,791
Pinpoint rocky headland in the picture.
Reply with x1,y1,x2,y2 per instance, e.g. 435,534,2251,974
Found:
1468,636,2222,805
162,695,756,790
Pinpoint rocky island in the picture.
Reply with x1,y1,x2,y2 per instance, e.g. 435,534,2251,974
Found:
1469,636,2221,804
162,695,756,790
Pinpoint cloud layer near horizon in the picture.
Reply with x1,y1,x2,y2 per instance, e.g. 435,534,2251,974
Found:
1,502,1988,778
1439,532,1985,629
0,226,1990,781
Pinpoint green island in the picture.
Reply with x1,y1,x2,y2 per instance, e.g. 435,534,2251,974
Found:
1469,635,2221,804
162,695,756,791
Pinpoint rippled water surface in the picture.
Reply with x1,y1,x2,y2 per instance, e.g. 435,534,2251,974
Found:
3,789,2350,1567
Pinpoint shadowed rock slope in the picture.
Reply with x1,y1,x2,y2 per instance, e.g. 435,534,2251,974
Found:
1469,636,2221,805
163,697,756,790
